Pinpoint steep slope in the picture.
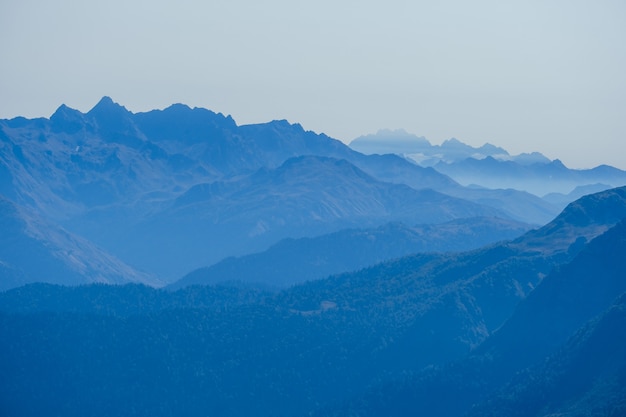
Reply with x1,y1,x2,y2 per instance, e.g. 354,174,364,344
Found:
475,214,626,374
468,293,626,417
462,218,626,417
0,197,159,290
134,103,359,175
0,188,625,417
170,217,531,290
320,200,626,417
1,98,213,219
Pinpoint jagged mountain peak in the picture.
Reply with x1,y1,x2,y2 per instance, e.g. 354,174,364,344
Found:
440,138,508,156
83,96,138,140
244,119,307,136
50,103,79,117
88,96,127,112
163,102,192,112
442,137,462,146
514,151,551,165
370,128,430,144
133,102,238,144
349,129,431,155
49,104,85,133
154,102,229,122
86,96,132,122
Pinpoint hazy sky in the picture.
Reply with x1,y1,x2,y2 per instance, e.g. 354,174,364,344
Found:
1,0,625,169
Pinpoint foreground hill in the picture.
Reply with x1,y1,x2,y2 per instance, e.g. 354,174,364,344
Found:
321,209,626,417
1,187,624,417
468,294,626,417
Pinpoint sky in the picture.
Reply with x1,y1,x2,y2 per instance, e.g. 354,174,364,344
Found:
1,0,625,169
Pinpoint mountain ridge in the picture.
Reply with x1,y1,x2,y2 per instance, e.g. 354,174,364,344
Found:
0,97,607,286
0,187,626,417
1,187,625,416
6,97,543,285
349,129,626,196
311,212,626,417
169,216,532,290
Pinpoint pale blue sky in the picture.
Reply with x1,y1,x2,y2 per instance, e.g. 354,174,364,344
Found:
1,0,625,169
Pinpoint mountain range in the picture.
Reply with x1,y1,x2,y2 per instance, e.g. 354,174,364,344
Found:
1,97,625,416
1,97,565,285
169,216,532,290
350,129,626,196
1,186,625,417
326,196,626,417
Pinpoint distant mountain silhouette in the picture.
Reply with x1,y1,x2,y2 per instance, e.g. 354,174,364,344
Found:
349,129,514,165
349,129,626,197
543,182,613,209
169,217,532,290
435,156,626,196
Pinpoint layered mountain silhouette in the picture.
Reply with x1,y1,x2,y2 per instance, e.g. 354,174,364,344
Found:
1,186,624,417
317,190,626,417
2,98,624,416
350,129,517,164
435,157,626,197
0,97,560,284
350,129,626,196
169,217,532,290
